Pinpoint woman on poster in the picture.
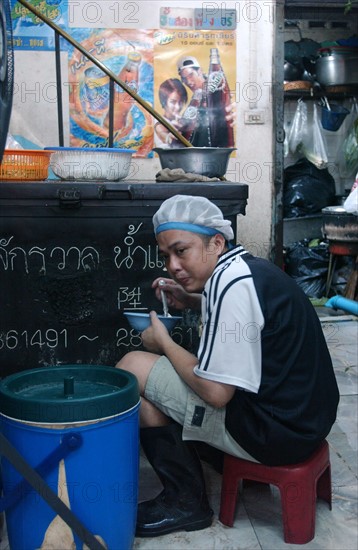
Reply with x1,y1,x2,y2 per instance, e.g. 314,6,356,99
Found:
154,78,188,148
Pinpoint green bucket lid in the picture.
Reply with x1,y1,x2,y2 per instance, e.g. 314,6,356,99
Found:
0,365,140,423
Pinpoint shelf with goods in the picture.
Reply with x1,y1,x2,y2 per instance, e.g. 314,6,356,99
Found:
284,84,358,99
283,2,358,197
282,1,358,253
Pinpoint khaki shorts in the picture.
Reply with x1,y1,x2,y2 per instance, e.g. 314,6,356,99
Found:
144,356,258,462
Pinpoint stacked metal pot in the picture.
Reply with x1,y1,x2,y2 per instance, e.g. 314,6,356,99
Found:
315,46,358,87
284,37,358,87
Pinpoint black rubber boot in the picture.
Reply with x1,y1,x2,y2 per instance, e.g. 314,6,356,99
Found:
192,441,224,474
136,423,214,537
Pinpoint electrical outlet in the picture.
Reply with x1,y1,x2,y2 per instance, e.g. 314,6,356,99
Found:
244,110,265,124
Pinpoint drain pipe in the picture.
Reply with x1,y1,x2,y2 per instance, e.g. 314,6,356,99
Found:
325,296,358,316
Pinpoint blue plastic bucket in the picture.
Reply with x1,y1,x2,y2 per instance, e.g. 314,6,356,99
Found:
0,365,140,550
321,103,350,131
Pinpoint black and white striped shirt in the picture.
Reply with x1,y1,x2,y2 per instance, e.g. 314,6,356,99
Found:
194,245,339,465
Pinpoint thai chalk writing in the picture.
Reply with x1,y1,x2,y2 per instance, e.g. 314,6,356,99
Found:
50,246,100,272
0,226,164,274
0,236,100,274
114,223,165,270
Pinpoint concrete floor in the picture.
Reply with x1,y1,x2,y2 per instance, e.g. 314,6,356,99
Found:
1,310,357,549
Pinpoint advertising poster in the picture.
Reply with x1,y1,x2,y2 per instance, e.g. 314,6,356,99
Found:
10,0,67,50
10,2,237,155
67,29,154,156
153,29,236,150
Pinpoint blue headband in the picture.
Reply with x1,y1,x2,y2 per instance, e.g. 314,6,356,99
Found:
155,222,225,238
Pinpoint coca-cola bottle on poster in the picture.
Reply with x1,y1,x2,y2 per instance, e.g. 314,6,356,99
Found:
207,48,234,147
189,81,212,147
179,85,211,147
179,89,201,141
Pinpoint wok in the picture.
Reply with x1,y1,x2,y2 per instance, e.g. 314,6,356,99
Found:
284,60,302,82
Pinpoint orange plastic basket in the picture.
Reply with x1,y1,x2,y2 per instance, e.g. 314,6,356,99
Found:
0,150,51,181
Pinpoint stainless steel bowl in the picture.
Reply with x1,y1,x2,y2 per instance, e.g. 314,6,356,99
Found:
153,147,236,178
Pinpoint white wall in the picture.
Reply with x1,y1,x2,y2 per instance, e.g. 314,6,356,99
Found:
9,0,276,257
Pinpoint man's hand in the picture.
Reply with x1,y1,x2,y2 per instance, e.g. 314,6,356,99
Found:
152,278,201,310
141,311,172,353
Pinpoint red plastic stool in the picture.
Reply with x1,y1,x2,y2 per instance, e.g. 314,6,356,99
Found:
219,440,332,544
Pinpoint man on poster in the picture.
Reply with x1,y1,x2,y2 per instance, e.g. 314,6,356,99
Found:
176,54,236,148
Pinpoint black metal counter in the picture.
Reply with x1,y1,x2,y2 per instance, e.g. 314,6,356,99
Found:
0,180,248,376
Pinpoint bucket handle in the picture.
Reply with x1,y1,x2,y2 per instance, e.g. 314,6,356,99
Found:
0,432,106,550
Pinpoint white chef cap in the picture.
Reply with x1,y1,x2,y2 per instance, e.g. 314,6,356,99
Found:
152,195,234,242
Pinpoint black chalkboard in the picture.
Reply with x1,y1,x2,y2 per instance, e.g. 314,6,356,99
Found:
0,181,248,377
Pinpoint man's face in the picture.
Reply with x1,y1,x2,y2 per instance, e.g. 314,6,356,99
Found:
180,67,205,92
157,230,225,293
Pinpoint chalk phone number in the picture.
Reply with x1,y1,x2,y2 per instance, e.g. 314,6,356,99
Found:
0,326,194,350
